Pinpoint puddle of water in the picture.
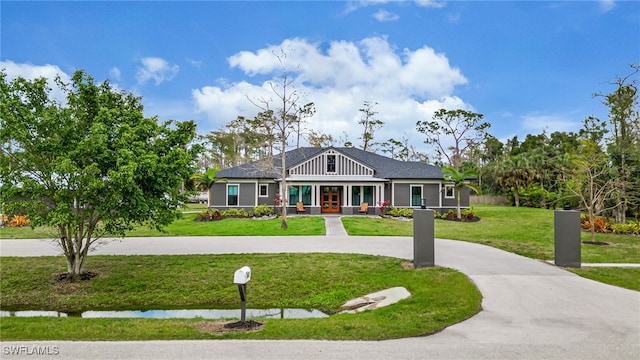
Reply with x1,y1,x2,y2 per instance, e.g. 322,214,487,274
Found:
0,308,328,319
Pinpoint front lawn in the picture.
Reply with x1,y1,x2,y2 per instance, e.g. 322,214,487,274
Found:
0,253,481,340
0,215,326,239
342,205,640,291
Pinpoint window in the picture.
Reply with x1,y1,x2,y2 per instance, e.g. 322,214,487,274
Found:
289,186,299,205
363,186,374,205
259,184,268,197
411,185,422,207
352,186,361,205
327,154,336,173
301,186,312,205
445,185,455,199
227,185,239,206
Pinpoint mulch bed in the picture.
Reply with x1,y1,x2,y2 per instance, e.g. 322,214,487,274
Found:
55,271,98,282
195,320,264,335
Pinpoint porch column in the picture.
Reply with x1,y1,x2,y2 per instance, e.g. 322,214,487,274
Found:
312,185,317,207
346,185,351,207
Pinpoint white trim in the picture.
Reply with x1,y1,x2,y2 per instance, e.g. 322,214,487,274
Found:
410,184,423,208
226,184,240,206
258,184,269,198
444,185,455,199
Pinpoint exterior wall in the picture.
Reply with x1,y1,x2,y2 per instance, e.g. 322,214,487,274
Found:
238,183,255,206
210,176,470,213
460,187,470,207
257,182,277,205
391,181,470,210
210,183,227,207
393,183,410,207
424,184,440,208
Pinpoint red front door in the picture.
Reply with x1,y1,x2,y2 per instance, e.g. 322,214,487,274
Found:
321,186,341,213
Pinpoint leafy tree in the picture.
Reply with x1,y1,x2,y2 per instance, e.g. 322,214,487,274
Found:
493,154,536,207
190,167,226,207
0,70,199,279
358,101,384,152
442,166,482,220
416,108,490,170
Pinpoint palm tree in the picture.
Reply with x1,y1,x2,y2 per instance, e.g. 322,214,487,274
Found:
494,155,536,207
190,167,226,208
442,166,482,220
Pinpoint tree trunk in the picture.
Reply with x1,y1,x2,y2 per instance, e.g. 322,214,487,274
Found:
280,139,288,230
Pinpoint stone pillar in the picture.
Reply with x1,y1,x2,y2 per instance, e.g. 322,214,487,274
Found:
413,209,435,268
554,210,581,268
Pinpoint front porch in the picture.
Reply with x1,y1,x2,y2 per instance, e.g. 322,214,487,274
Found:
285,183,387,215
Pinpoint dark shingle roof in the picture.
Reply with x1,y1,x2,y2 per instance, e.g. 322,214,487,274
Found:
216,147,444,180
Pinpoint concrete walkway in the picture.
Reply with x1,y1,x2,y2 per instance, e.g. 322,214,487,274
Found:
324,215,349,236
1,221,639,359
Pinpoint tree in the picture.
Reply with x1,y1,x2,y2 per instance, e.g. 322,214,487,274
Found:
190,167,226,207
380,138,409,160
0,70,199,279
493,154,536,207
416,109,490,170
294,102,316,148
564,140,621,243
246,50,314,229
358,101,384,152
596,64,640,223
442,166,482,220
307,129,334,147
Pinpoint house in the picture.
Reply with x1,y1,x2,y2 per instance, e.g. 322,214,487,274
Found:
211,146,470,215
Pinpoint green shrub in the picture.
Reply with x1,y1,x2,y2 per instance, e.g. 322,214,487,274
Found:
610,221,640,235
196,208,221,221
440,210,456,220
461,207,476,220
520,184,558,209
220,208,250,218
387,207,414,218
253,204,274,217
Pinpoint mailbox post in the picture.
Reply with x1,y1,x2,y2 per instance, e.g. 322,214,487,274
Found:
233,266,251,322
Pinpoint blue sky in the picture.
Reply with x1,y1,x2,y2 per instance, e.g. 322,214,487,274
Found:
2,0,639,155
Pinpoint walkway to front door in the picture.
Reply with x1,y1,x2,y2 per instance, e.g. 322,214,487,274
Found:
321,186,341,213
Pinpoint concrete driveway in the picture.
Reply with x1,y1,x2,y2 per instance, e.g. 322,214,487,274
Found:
1,233,639,359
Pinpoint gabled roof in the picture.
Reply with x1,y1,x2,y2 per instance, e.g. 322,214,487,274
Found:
216,146,444,180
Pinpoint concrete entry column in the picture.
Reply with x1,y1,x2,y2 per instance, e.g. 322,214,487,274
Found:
554,210,581,268
413,209,435,268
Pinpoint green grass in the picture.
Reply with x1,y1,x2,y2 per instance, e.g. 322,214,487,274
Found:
343,205,639,262
0,254,481,340
0,215,325,239
342,205,640,291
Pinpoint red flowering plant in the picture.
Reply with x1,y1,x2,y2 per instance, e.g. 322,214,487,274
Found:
377,200,390,215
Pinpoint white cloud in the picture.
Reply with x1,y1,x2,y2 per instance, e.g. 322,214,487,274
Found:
136,57,179,86
186,58,203,68
193,36,472,152
599,0,615,12
0,60,71,103
109,67,121,81
520,112,581,134
415,0,446,9
373,9,400,22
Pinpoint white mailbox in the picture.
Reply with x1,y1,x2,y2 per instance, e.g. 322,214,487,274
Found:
233,266,251,285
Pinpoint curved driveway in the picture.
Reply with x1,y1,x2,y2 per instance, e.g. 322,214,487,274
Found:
1,230,639,359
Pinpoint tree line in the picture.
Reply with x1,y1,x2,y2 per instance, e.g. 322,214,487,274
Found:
193,64,640,225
